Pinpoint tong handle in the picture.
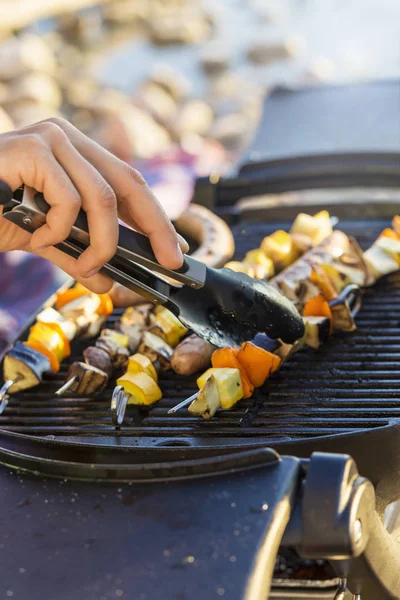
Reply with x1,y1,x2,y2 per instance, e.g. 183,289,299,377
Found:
52,236,174,306
34,193,172,270
33,192,206,288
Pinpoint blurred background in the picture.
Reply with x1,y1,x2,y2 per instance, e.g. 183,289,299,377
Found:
0,0,398,348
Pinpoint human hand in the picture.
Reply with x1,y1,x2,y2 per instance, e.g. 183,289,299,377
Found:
0,118,189,293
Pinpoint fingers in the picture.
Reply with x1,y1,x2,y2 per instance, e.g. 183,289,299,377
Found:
178,234,190,254
45,118,185,270
51,134,118,278
34,246,113,294
19,144,82,253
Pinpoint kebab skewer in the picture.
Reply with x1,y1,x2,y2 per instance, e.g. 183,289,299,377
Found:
111,315,185,425
56,328,130,397
175,222,396,419
2,209,331,405
111,212,335,421
224,210,333,280
170,210,335,378
55,301,185,399
0,284,114,408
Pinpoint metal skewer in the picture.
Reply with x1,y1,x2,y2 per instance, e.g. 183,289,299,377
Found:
111,386,129,426
168,391,199,414
0,380,14,415
55,376,77,397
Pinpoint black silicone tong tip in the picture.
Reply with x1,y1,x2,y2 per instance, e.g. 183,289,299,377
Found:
170,267,305,348
206,268,305,344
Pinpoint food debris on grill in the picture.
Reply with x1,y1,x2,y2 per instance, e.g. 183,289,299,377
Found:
273,548,337,581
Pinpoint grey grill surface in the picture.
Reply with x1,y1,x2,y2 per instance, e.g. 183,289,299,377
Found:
1,217,399,450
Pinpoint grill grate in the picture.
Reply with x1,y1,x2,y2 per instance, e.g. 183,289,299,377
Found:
1,217,400,448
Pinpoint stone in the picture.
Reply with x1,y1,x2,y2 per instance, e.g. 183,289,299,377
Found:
149,7,211,45
171,100,214,138
0,34,56,80
208,113,250,150
247,35,305,64
6,73,62,109
200,42,230,75
57,10,104,46
136,82,178,124
89,105,171,161
148,64,191,101
64,76,99,109
104,0,149,24
8,101,62,128
88,88,131,116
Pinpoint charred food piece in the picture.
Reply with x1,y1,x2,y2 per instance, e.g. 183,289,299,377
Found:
78,314,106,339
120,306,147,328
95,337,129,370
3,342,51,393
99,329,129,349
66,361,108,395
118,323,143,353
138,331,173,371
197,367,243,409
83,346,113,378
188,375,221,419
302,316,331,349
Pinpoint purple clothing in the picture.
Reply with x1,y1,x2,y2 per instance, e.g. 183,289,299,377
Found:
0,252,61,352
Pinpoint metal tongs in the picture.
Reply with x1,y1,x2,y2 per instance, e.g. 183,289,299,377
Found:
0,183,305,348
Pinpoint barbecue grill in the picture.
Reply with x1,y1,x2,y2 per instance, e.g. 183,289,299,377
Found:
2,151,400,600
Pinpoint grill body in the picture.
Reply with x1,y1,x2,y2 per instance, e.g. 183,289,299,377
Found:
1,209,400,507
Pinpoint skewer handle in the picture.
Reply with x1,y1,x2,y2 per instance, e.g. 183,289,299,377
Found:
0,380,13,414
111,386,129,427
168,391,199,414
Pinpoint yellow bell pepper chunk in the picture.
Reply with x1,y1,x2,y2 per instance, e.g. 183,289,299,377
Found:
260,230,299,272
116,372,162,406
28,322,68,363
197,367,243,409
244,250,275,279
127,353,158,382
319,264,351,293
152,307,187,347
224,261,255,277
